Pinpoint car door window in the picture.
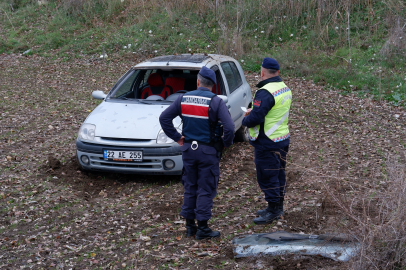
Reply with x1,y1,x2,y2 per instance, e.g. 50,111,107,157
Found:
229,62,243,87
220,62,241,94
211,65,226,95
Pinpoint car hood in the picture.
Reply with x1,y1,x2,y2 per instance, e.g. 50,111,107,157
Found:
85,101,181,139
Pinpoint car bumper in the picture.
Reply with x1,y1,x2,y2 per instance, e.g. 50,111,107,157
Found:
76,140,183,175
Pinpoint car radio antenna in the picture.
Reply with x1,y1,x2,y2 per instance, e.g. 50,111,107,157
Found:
166,53,176,66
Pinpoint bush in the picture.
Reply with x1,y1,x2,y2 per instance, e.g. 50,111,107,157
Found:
328,153,406,269
60,0,125,21
9,0,34,10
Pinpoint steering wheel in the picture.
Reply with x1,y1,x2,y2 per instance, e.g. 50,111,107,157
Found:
145,95,164,101
175,90,187,93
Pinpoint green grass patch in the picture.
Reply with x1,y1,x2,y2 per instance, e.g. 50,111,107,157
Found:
0,0,405,103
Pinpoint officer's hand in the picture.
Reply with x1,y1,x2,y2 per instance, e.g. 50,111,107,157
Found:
177,136,185,146
244,108,252,116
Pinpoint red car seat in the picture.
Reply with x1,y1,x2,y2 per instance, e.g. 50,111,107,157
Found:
211,82,221,95
140,73,165,99
161,77,186,98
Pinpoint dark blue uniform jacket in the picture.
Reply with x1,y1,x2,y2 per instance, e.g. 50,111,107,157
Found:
159,87,235,147
242,76,290,151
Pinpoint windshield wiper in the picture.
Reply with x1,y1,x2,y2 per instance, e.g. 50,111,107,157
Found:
137,100,152,104
119,97,137,100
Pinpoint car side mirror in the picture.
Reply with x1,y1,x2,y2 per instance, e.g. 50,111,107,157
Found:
92,90,107,100
218,95,228,104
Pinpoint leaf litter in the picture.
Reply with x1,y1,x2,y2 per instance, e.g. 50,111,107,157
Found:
1,53,405,269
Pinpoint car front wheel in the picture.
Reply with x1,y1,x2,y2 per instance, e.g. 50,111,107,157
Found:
235,125,249,142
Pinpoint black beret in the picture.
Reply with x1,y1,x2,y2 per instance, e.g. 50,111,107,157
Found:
262,57,280,70
199,66,216,84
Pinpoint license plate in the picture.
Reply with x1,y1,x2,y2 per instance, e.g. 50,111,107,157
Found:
103,150,143,162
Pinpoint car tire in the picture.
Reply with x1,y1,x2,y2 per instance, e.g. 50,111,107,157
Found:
235,125,249,142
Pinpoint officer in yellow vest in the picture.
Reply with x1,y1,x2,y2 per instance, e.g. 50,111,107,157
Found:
242,58,292,224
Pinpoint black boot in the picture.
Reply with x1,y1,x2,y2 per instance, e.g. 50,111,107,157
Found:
185,219,197,237
253,202,280,224
278,198,284,217
195,220,220,240
256,199,284,217
256,206,269,217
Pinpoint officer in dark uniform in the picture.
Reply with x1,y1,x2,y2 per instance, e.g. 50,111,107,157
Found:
159,66,234,239
242,58,292,224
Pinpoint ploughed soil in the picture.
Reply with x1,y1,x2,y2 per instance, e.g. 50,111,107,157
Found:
1,53,406,269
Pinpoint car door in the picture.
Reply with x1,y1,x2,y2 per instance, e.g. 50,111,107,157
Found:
220,61,248,131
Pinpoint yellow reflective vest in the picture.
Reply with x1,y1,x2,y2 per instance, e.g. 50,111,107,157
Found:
249,81,292,142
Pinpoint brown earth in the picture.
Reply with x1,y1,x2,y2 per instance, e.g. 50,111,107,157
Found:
1,53,406,269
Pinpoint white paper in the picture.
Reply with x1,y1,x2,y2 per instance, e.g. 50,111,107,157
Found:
241,107,247,112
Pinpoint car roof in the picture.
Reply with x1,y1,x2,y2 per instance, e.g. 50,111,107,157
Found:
134,54,237,69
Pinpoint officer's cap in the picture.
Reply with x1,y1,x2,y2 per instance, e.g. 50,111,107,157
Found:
199,66,216,84
262,57,280,70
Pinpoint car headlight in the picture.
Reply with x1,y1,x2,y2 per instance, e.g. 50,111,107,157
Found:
156,128,182,144
78,123,96,141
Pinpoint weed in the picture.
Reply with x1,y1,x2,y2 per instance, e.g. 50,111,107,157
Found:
328,153,406,269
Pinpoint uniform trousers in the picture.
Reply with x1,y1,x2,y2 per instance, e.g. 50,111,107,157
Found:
180,143,220,221
254,145,289,203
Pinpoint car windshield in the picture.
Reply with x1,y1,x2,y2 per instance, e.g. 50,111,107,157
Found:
107,67,226,103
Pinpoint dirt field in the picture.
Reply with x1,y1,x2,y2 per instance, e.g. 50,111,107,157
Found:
1,53,406,269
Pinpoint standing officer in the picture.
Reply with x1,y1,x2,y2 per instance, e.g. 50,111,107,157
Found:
242,58,292,225
159,66,234,239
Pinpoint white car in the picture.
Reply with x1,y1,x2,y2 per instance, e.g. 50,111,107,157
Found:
76,54,252,175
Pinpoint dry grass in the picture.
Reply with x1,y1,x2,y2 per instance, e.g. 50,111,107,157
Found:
325,153,406,269
57,0,405,55
380,16,406,57
61,0,125,19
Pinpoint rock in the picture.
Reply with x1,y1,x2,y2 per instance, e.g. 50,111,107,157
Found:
23,49,32,55
140,235,151,241
48,155,61,169
255,260,268,269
